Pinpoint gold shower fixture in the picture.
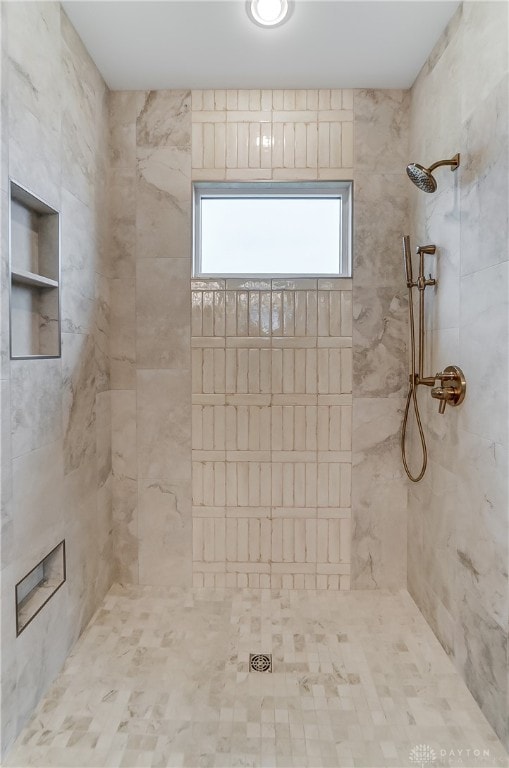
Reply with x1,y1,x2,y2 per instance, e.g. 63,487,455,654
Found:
400,236,467,482
406,154,460,193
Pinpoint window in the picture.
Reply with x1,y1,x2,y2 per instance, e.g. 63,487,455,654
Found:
193,181,352,278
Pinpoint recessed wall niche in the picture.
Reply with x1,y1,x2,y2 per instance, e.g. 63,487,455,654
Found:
9,180,61,359
15,540,66,636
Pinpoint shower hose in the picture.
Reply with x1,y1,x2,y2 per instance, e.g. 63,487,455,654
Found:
401,282,427,482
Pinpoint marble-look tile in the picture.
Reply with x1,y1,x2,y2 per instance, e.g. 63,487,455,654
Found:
353,172,408,288
410,13,461,166
12,440,64,561
0,190,10,377
408,3,509,752
5,586,508,767
95,473,114,600
94,273,110,394
6,1,61,141
60,189,96,333
0,561,18,757
8,94,61,212
460,74,509,276
109,91,144,169
10,359,62,458
61,333,96,475
138,479,192,587
96,391,112,489
458,261,508,446
12,574,72,747
454,591,508,751
109,169,136,279
60,30,98,208
459,1,509,123
137,369,191,480
63,456,104,637
136,90,191,148
112,477,138,584
420,184,461,333
352,287,408,397
455,431,508,632
351,397,407,589
1,379,14,567
136,258,190,369
136,146,191,259
354,89,409,172
110,278,136,390
1,3,114,760
111,390,136,483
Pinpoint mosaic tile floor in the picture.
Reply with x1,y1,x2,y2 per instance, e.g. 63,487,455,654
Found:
5,586,508,768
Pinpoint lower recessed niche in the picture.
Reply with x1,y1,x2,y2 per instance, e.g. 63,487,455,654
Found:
15,541,66,636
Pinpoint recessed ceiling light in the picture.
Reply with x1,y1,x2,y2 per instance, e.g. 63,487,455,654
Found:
247,0,291,28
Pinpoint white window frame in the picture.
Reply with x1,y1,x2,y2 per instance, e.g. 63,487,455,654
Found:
192,180,352,278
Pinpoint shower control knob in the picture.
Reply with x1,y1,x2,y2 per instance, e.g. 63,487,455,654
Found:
431,365,467,414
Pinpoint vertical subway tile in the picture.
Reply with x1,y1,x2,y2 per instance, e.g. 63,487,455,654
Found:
249,123,260,168
249,90,261,110
214,291,226,336
340,291,352,336
237,123,249,167
203,123,215,168
328,519,340,563
329,291,341,336
329,123,342,168
203,90,215,110
237,518,249,561
272,90,284,109
306,123,318,169
272,122,284,167
261,90,272,111
330,90,342,110
225,291,237,335
226,123,238,168
319,89,331,110
283,123,295,168
317,519,328,561
283,291,295,336
226,90,238,110
260,123,272,169
248,292,260,336
238,90,250,109
214,122,226,168
318,123,330,168
341,122,354,168
272,519,283,560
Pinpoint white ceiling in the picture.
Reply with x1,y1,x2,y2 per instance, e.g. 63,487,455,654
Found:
62,0,461,91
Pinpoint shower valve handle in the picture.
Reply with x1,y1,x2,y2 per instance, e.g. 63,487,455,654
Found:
431,385,456,414
430,366,467,413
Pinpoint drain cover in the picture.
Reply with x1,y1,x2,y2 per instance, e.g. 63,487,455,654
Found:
249,653,272,672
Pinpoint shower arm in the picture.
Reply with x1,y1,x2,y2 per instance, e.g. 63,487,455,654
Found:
428,154,460,173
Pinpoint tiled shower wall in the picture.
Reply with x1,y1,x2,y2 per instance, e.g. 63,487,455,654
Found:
407,2,508,748
191,89,354,589
0,3,112,756
109,87,409,592
191,279,353,589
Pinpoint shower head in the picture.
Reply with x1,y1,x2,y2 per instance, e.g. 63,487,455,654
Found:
406,153,460,193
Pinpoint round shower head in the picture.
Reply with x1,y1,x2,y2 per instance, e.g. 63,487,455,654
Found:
406,154,460,193
406,163,437,193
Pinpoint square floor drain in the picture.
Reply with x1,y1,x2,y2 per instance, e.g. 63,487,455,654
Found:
249,653,272,673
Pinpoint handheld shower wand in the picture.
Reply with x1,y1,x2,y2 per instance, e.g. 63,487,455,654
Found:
400,238,436,482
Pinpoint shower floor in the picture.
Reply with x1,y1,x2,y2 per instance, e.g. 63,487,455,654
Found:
5,585,507,768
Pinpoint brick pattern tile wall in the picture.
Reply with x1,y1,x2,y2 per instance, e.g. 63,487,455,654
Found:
191,90,353,589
